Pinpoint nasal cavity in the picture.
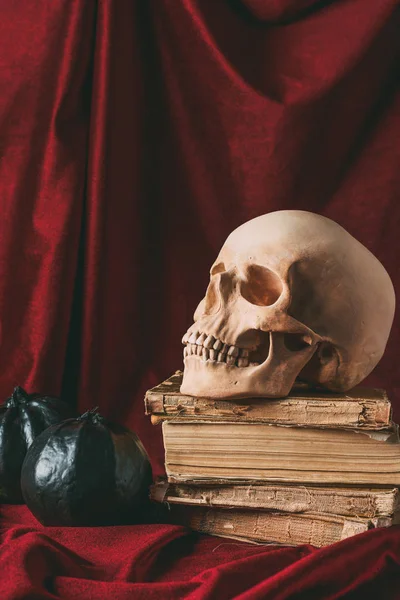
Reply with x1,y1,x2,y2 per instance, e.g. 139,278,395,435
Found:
203,278,221,315
241,265,283,306
204,262,235,315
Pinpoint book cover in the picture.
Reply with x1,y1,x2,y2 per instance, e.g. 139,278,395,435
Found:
146,372,391,430
151,479,399,519
168,504,395,548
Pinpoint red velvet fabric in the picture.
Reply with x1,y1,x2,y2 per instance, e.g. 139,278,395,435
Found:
1,505,400,600
1,1,400,598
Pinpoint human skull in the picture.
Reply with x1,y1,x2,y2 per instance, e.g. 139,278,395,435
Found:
181,211,395,399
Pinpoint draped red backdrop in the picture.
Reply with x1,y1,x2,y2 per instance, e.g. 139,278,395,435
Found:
1,1,400,598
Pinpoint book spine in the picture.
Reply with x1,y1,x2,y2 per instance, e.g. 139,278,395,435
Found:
151,482,398,518
169,506,388,548
147,396,391,429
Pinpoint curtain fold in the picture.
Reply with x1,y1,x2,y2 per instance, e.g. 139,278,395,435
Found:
0,1,94,397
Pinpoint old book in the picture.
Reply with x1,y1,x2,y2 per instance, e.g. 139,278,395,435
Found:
145,372,391,430
168,504,395,548
163,421,400,486
151,479,399,519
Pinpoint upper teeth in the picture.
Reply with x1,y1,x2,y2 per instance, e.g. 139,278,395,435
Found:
182,330,256,368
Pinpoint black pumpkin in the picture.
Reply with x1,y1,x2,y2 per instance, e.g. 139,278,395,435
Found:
0,386,74,503
21,408,153,526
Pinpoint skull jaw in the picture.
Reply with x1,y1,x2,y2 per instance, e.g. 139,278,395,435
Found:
181,355,298,399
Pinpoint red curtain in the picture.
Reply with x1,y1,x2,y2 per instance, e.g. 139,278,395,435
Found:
1,1,400,598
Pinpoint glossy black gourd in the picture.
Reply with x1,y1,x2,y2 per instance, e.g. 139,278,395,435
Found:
0,386,74,503
21,408,153,526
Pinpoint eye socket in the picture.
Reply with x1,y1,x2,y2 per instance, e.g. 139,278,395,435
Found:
240,264,283,306
210,262,226,276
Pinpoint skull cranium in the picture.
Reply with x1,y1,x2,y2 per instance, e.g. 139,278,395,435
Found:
181,211,395,399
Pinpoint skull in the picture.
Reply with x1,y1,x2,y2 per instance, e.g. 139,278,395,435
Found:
181,211,395,399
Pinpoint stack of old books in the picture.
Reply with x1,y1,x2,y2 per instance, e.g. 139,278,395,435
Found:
145,371,400,548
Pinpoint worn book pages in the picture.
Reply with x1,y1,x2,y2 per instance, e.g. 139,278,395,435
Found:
145,372,391,430
163,421,400,486
168,505,394,548
151,480,399,518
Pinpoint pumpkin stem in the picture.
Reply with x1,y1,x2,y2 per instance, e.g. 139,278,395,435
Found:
6,386,29,408
79,407,106,425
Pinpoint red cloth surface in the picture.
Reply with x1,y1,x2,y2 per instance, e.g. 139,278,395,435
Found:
1,505,400,600
1,0,400,598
